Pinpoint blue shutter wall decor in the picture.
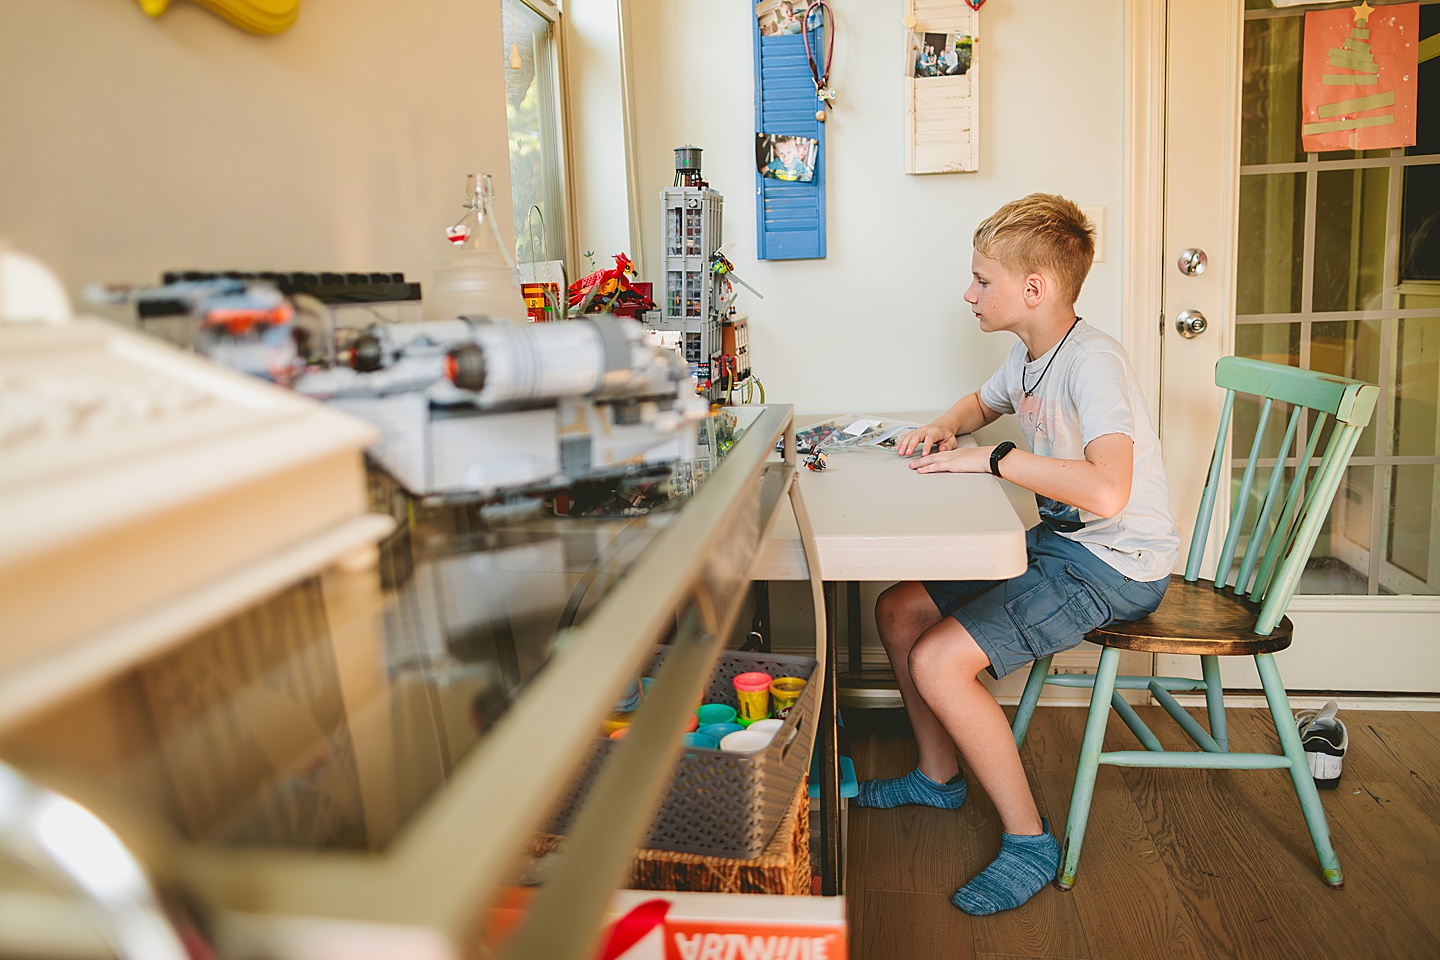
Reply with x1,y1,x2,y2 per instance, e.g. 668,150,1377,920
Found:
753,26,826,260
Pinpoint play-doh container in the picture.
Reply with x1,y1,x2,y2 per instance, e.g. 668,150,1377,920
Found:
732,671,773,725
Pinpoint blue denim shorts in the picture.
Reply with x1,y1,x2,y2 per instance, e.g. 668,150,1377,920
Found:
923,525,1169,680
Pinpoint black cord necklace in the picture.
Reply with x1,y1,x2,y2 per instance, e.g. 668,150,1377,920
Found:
1022,317,1081,397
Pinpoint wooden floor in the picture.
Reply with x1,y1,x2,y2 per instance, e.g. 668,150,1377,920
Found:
843,705,1440,960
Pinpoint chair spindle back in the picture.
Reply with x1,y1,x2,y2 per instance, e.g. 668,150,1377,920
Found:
1183,358,1378,636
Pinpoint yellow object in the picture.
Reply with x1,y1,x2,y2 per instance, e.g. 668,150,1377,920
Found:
136,0,300,35
735,688,769,725
769,677,807,720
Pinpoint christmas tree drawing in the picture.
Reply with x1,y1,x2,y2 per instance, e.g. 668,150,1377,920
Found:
1301,0,1411,150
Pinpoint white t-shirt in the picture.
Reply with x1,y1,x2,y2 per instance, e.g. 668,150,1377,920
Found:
978,320,1179,582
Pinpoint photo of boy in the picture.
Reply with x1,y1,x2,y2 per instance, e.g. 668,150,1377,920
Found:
777,0,803,34
755,0,804,37
756,133,818,182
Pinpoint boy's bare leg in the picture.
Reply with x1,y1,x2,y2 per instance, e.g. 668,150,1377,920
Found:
873,582,961,783
907,616,1042,836
909,616,1060,915
852,582,970,809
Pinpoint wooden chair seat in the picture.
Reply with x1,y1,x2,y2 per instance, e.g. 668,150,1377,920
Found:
1087,574,1293,656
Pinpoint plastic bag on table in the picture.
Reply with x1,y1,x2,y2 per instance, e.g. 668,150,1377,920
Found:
821,416,922,450
780,415,922,455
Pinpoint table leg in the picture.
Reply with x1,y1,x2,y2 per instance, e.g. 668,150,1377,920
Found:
820,581,842,895
846,581,861,674
745,581,771,652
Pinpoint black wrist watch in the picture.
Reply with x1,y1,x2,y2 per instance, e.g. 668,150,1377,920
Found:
989,441,1016,477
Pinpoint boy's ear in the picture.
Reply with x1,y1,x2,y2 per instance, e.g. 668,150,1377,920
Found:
1023,272,1047,306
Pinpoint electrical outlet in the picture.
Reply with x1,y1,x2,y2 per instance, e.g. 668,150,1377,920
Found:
1082,206,1105,262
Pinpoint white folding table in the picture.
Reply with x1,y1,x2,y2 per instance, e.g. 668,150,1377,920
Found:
753,417,1027,895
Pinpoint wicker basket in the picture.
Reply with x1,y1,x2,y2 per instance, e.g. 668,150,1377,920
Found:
530,781,811,895
548,649,821,859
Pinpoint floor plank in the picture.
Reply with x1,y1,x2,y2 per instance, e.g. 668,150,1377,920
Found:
1350,710,1440,813
1032,709,1206,960
859,803,964,895
844,705,1440,960
855,890,978,960
1117,745,1329,957
1218,709,1440,958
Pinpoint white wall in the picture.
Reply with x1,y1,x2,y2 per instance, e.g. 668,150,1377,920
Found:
0,0,515,304
626,0,1127,412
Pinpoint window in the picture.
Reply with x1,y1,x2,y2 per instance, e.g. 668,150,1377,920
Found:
502,0,568,269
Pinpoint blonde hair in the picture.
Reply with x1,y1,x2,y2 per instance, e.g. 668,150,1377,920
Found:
972,194,1095,305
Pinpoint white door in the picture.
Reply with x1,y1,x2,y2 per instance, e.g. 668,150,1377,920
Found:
1153,0,1440,693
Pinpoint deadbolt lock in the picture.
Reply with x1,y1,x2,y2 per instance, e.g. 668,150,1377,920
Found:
1178,248,1208,277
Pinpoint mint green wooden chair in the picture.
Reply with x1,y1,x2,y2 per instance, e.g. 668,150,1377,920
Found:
1011,357,1378,890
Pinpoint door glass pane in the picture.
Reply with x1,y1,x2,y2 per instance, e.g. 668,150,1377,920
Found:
1313,167,1389,312
1236,321,1299,365
1241,15,1304,166
1313,318,1381,456
1226,460,1294,590
1233,324,1299,460
1401,164,1440,281
1223,453,1381,587
1404,5,1438,156
1223,463,1377,596
1319,149,1395,161
1307,467,1376,595
1391,316,1440,457
1237,174,1306,315
1387,465,1439,592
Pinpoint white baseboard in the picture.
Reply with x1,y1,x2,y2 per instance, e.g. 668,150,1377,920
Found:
770,643,1440,713
1170,693,1440,712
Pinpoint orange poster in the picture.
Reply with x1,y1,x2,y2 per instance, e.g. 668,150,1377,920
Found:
1301,1,1419,152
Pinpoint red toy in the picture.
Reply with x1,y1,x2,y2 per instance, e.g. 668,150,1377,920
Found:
567,253,657,315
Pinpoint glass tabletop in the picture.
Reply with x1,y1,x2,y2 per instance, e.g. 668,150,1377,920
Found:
0,407,777,856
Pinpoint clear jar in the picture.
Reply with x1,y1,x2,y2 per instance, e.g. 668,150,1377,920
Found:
426,173,529,324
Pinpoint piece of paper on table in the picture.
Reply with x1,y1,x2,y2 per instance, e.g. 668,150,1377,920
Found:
843,419,876,436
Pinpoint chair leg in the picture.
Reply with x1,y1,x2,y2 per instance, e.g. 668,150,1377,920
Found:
1057,646,1120,890
1201,655,1228,751
1255,652,1344,887
1012,654,1054,747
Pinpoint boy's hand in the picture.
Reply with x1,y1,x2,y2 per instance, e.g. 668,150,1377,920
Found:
897,425,957,458
909,447,987,474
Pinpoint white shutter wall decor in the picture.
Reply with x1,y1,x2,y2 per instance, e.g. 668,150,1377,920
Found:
904,0,980,175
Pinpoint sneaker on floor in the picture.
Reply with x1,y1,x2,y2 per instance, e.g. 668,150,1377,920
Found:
1295,701,1347,789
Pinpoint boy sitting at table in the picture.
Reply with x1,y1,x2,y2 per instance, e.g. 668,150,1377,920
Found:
856,193,1179,915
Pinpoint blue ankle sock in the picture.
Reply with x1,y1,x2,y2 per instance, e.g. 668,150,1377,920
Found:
853,768,967,809
952,819,1060,915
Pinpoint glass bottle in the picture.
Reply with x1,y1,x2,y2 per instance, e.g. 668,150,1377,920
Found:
426,173,528,323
